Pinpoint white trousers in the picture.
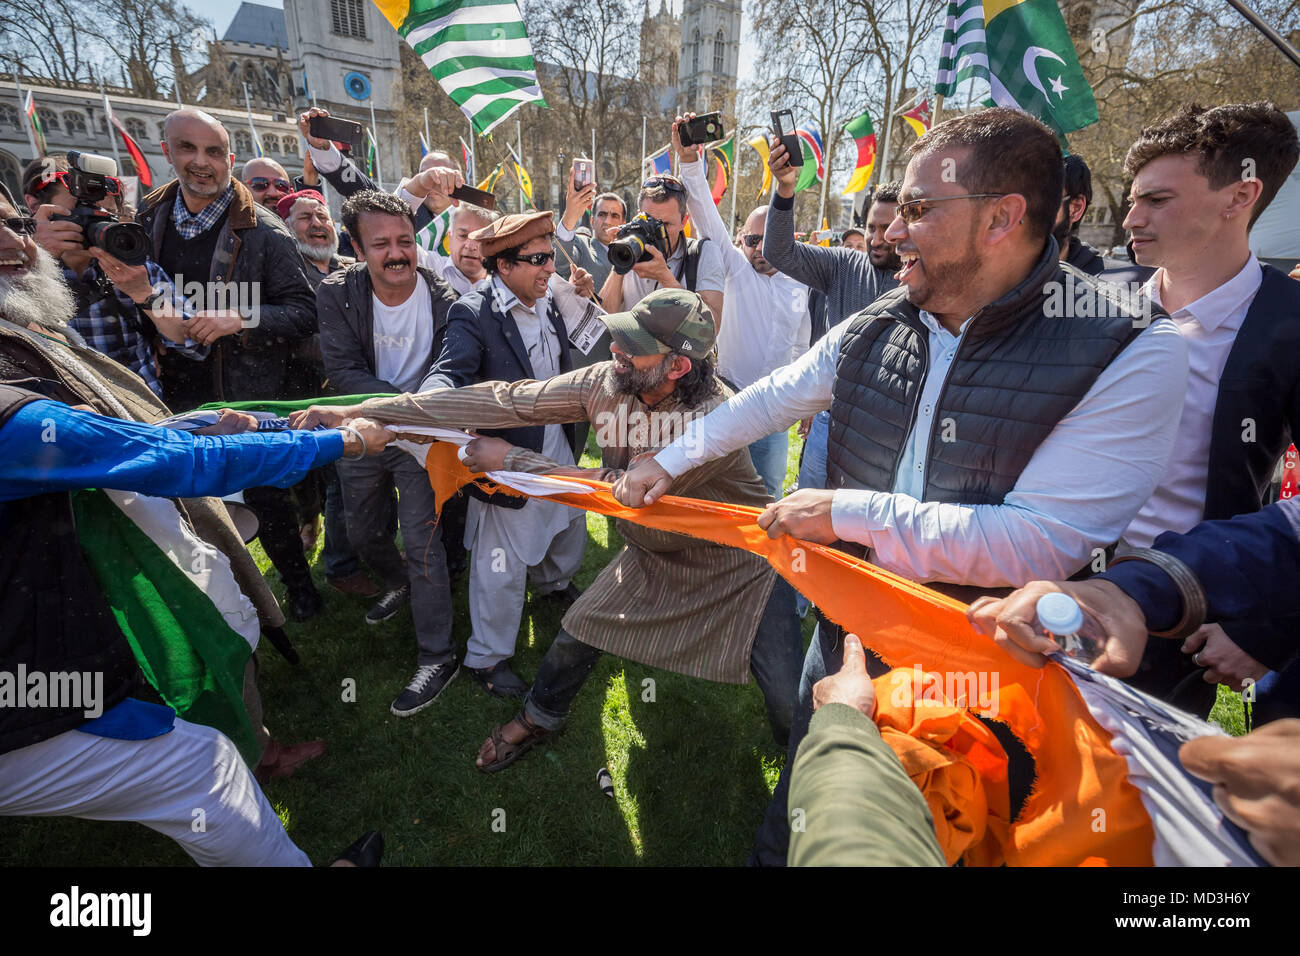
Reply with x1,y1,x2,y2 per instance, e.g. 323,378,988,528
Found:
465,503,587,669
0,718,311,867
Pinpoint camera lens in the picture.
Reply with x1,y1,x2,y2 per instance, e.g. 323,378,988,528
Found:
608,235,646,275
87,220,151,267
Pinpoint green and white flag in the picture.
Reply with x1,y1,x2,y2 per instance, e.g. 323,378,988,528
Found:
417,206,453,256
374,0,547,136
934,0,1097,136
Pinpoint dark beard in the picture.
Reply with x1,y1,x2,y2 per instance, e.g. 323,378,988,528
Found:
1052,215,1071,251
612,354,671,396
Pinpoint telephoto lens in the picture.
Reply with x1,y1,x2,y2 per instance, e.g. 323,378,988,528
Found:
86,219,151,267
608,233,646,274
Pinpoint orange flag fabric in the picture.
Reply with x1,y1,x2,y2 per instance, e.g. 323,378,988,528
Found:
422,441,1155,865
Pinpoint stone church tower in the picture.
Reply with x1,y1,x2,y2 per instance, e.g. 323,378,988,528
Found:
677,0,742,122
283,0,402,189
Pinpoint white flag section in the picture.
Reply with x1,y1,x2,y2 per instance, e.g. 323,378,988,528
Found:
1057,655,1267,866
387,425,597,497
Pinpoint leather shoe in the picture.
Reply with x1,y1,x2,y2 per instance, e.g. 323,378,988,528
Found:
327,570,381,598
288,583,323,621
332,830,384,867
467,659,528,700
542,582,584,608
255,738,327,784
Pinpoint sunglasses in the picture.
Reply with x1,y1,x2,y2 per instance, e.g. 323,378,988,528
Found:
895,193,1007,224
741,233,762,247
641,176,686,194
510,251,555,266
247,176,292,193
1,216,37,236
38,170,124,198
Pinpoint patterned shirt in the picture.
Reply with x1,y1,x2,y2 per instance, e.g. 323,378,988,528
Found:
65,260,201,397
171,184,234,239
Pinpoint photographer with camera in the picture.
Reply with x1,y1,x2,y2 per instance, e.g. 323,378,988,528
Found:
596,169,724,325
22,154,201,398
673,113,809,498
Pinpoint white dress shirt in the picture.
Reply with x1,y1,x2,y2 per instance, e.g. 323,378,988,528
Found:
655,313,1189,587
1122,256,1264,548
679,156,811,389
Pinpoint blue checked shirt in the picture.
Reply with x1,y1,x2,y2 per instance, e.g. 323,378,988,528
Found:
65,260,204,397
171,184,234,239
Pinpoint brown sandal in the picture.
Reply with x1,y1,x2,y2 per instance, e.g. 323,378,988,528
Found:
476,712,553,773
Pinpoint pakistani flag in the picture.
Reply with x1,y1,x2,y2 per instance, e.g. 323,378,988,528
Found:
373,0,547,136
934,0,1097,136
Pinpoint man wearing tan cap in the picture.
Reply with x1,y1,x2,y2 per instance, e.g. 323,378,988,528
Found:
417,210,595,699
292,287,804,767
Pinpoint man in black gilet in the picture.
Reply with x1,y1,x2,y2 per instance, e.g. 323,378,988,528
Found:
616,108,1191,864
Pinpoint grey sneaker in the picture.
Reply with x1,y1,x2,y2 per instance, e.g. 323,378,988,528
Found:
390,660,459,717
366,584,410,625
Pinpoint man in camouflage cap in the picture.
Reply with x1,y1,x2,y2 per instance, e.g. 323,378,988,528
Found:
301,287,804,770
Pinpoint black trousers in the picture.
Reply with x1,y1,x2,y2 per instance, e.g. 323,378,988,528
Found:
243,485,314,594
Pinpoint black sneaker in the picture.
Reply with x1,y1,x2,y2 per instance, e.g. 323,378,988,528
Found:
288,582,323,622
365,584,410,625
390,660,459,717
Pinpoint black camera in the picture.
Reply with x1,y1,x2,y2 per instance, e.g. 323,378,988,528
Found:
608,214,671,275
50,151,151,267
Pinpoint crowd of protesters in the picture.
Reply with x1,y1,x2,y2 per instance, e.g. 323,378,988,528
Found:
1,96,1299,867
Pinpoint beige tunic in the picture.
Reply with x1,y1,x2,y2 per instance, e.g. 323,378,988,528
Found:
359,362,775,683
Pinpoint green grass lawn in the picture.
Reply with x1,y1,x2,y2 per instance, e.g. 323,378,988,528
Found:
0,426,1247,865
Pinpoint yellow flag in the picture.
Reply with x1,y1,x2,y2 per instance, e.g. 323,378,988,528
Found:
746,134,772,197
514,162,533,203
818,218,831,247
477,164,503,192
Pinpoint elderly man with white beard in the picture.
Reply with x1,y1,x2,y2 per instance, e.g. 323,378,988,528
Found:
276,189,354,292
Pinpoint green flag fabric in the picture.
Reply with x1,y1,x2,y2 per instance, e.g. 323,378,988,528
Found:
935,0,1097,136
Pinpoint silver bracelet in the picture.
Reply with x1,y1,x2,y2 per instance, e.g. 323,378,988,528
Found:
337,424,367,460
1108,548,1208,640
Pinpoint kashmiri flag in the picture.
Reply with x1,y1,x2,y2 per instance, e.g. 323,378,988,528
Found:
902,99,932,139
373,0,547,136
708,135,733,205
933,0,1098,136
417,206,453,255
746,133,771,196
110,114,153,189
365,128,377,177
842,110,877,195
794,125,823,193
23,92,47,155
477,162,503,192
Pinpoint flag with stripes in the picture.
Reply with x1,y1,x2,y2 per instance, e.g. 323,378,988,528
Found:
794,125,823,193
23,92,47,155
374,0,547,136
934,0,1097,136
644,144,672,178
708,135,733,205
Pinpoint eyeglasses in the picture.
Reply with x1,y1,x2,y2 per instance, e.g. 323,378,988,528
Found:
641,176,685,194
247,176,292,193
36,170,124,198
895,193,1008,224
741,233,762,247
510,251,555,266
1,216,37,236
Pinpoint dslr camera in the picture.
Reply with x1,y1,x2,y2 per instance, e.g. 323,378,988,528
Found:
50,151,151,266
608,213,671,275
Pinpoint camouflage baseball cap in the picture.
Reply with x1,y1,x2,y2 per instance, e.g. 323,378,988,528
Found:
601,288,716,358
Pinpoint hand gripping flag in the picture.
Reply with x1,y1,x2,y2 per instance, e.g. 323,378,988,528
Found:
373,0,547,136
842,110,877,195
934,0,1098,136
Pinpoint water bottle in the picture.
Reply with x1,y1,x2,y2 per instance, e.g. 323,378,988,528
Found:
1035,592,1101,664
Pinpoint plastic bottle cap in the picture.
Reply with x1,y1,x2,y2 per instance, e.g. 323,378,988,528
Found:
1036,592,1084,636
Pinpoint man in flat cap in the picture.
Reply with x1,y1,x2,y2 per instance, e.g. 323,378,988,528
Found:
292,287,804,768
413,210,597,699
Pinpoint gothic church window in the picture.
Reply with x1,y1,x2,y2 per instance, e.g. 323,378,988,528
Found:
692,29,700,72
125,118,147,141
713,30,725,73
62,111,87,135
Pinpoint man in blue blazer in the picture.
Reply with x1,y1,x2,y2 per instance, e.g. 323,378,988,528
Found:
422,210,595,699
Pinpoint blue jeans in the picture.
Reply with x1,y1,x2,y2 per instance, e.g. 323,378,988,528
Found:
524,576,804,746
748,430,790,500
794,411,830,617
749,614,887,865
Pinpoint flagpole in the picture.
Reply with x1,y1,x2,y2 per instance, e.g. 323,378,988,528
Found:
242,82,261,158
99,80,124,172
467,116,476,182
1223,0,1300,70
368,98,383,189
640,116,647,181
729,130,741,231
9,66,39,160
590,127,596,168
516,117,524,212
424,107,431,149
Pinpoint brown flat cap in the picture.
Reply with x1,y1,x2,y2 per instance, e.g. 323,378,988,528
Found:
471,209,554,257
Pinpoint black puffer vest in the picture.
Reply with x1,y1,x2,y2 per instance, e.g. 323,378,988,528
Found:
0,384,139,755
826,241,1152,599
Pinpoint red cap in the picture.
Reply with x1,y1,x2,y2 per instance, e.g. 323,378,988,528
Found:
276,189,327,220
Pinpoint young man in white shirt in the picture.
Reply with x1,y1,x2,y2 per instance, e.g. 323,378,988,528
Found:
1116,101,1300,713
616,107,1189,865
674,113,810,498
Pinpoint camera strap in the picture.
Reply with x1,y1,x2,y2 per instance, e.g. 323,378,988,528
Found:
677,237,709,293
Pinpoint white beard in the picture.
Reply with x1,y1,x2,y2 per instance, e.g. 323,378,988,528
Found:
297,236,339,264
0,247,77,332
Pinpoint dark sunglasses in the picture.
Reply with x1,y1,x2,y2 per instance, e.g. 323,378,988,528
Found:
247,176,292,192
642,176,685,194
1,216,37,236
510,251,555,266
741,233,762,247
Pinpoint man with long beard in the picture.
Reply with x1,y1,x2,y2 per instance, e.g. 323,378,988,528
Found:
614,108,1191,865
291,288,804,765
